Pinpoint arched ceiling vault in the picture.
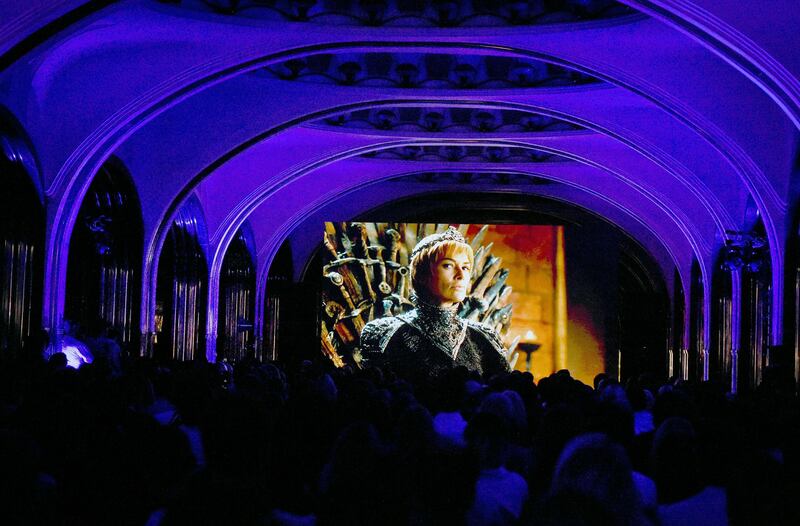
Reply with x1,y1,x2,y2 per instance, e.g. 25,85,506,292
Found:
625,1,800,128
265,179,681,295
129,86,729,349
1,0,798,348
158,127,715,357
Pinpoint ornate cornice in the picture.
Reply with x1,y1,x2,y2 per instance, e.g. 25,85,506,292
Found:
314,106,585,133
360,144,572,162
261,51,602,88
191,0,636,27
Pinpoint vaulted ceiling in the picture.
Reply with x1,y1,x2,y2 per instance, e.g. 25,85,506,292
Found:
1,0,799,352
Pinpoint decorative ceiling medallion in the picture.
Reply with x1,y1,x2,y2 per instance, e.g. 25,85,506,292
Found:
316,106,585,133
394,172,552,185
262,52,602,88
196,0,636,27
361,145,571,162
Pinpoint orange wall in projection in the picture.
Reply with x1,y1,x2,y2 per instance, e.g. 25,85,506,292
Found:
467,224,604,384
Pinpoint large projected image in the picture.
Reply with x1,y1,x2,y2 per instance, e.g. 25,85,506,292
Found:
319,222,600,381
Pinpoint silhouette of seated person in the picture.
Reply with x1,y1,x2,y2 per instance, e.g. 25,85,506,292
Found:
465,410,529,526
547,433,652,526
652,417,727,526
86,320,122,376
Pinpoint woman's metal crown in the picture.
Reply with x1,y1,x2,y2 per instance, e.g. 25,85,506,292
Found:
411,227,467,260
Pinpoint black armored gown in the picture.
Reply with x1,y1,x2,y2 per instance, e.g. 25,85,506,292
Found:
359,301,510,385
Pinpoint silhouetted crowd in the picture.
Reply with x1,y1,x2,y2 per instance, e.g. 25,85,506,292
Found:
1,338,799,525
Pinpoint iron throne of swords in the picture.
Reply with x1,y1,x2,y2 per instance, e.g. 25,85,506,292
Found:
320,222,518,367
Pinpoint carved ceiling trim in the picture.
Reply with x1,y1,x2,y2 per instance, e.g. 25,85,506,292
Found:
314,106,586,133
261,51,603,88
360,144,573,162
192,0,637,28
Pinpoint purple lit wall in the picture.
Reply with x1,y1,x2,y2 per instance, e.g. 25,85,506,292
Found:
1,0,799,384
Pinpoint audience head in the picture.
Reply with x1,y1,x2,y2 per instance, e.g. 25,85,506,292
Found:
651,416,701,503
47,352,67,369
551,433,645,525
